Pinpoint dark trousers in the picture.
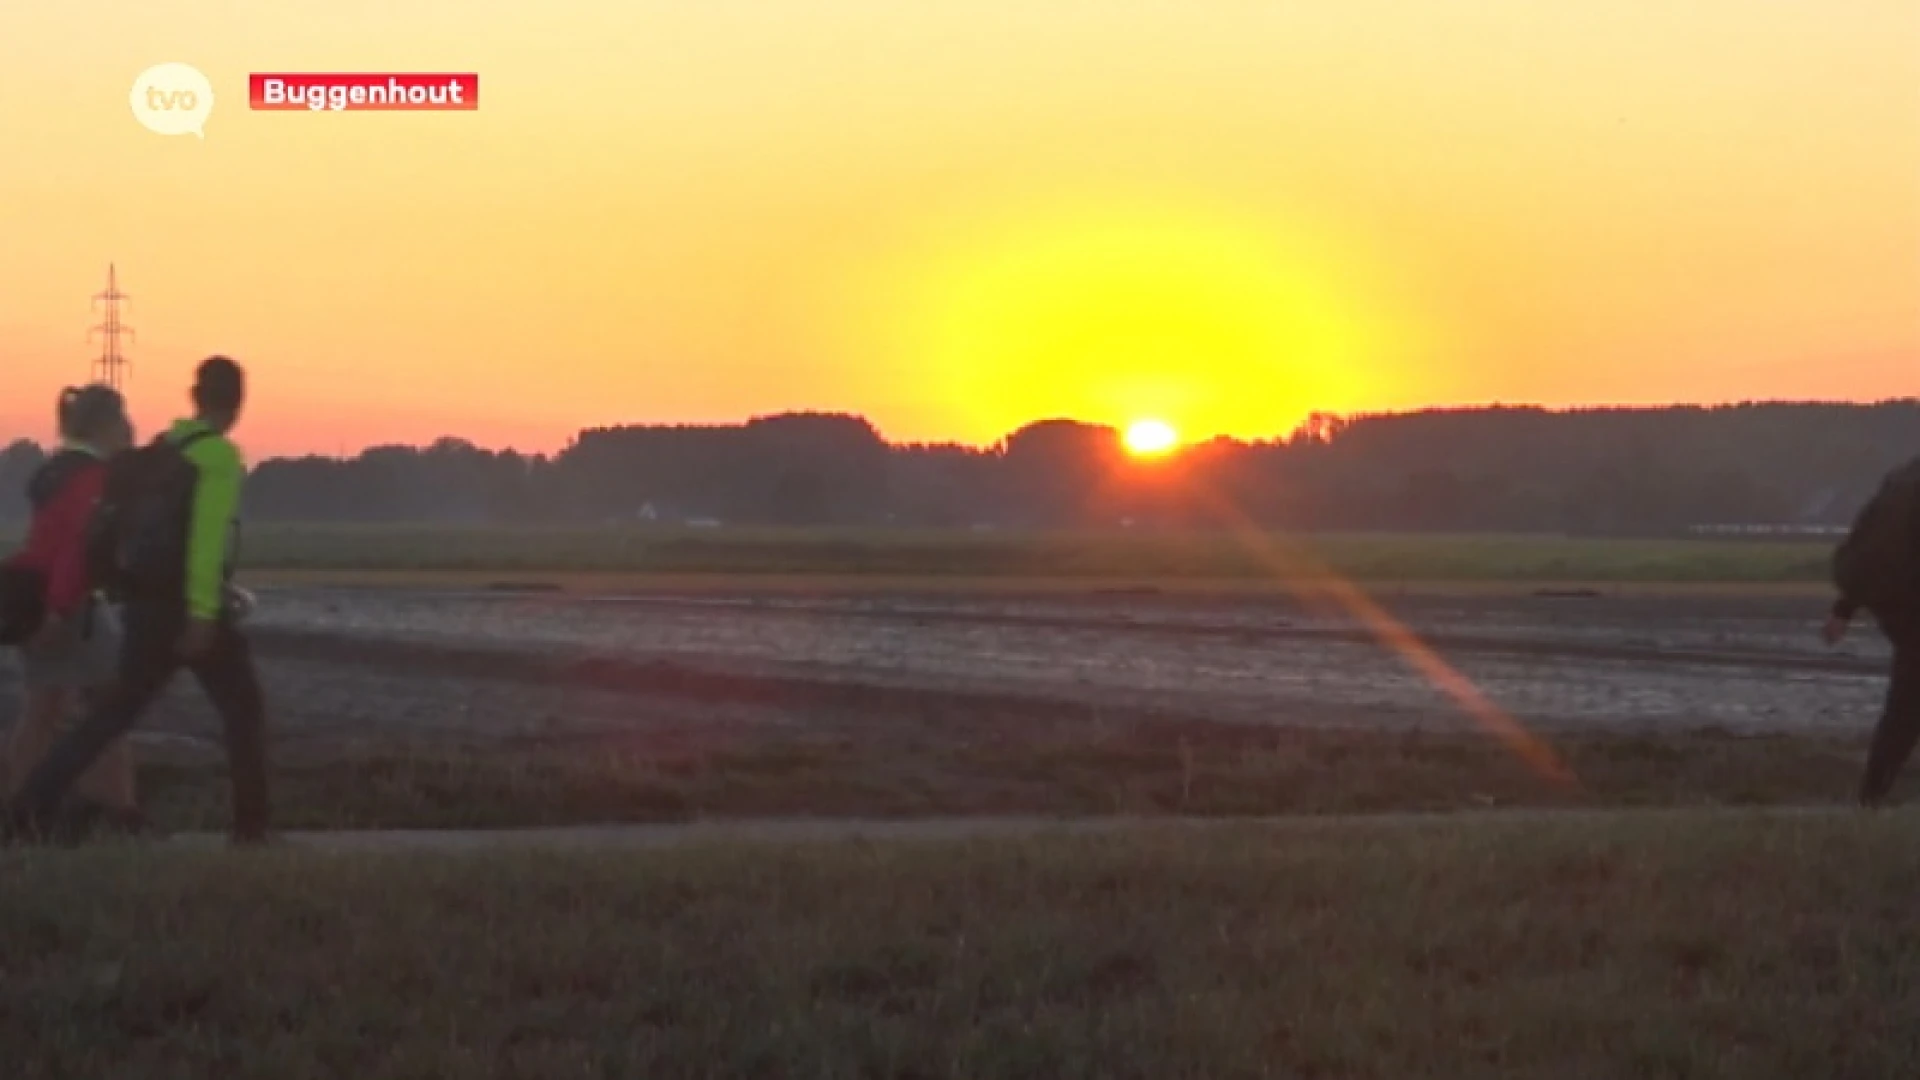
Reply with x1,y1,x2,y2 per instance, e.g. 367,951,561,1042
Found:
8,596,269,837
1862,638,1920,805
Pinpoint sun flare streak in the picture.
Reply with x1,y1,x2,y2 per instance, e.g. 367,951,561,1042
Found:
1183,484,1578,788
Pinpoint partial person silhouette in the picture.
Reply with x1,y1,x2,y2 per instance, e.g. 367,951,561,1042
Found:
3,385,144,834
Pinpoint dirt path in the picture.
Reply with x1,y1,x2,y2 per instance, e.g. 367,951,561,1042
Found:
152,803,1864,853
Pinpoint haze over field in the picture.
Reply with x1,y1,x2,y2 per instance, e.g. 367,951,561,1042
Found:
1,1,1915,458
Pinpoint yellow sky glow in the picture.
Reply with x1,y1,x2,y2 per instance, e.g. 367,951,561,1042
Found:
1,1,1915,458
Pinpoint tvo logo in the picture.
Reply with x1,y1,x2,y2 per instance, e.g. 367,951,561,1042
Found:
130,63,215,138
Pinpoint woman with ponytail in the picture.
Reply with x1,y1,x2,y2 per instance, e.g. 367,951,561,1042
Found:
2,384,144,835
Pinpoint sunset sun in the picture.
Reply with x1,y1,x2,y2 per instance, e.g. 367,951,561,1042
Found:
871,200,1416,450
1124,418,1179,456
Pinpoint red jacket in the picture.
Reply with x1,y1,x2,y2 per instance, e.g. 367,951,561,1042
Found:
5,449,107,618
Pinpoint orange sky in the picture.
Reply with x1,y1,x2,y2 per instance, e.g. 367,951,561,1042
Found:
2,1,1916,459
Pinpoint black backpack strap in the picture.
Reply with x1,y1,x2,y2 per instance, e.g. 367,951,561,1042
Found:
167,429,217,453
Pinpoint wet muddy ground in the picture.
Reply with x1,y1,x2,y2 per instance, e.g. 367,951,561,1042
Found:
0,585,1884,761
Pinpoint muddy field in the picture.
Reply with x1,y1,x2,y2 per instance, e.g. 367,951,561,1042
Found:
0,585,1887,762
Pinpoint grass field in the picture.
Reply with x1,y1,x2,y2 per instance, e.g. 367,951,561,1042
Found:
131,727,1868,833
171,524,1840,584
5,811,1918,1076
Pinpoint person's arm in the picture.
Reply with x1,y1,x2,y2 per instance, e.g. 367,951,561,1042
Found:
1832,482,1889,622
183,438,243,621
40,467,105,617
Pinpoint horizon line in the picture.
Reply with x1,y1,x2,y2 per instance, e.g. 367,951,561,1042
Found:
9,395,1912,462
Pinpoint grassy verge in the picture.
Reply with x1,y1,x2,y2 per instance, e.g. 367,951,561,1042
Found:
215,524,1833,584
6,813,1919,1076
133,726,1867,832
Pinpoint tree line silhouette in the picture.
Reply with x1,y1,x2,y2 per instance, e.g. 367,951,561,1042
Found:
2,402,1913,534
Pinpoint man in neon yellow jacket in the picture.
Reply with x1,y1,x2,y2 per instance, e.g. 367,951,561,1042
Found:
6,356,270,844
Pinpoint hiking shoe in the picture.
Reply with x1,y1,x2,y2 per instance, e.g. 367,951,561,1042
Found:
96,806,164,840
44,806,102,847
0,810,45,847
44,802,161,845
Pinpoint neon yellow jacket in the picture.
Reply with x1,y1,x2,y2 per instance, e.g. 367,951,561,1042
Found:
167,418,245,620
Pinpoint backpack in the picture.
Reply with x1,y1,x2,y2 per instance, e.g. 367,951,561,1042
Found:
85,430,214,602
1832,457,1920,617
0,450,100,645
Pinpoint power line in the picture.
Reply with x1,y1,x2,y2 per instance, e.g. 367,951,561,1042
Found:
87,263,134,390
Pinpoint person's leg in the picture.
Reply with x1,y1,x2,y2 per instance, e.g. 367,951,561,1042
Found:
5,603,176,833
1860,640,1920,807
74,734,138,813
5,688,70,797
189,623,270,842
8,688,137,832
72,607,140,813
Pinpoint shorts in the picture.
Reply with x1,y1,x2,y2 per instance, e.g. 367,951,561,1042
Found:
19,601,122,691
